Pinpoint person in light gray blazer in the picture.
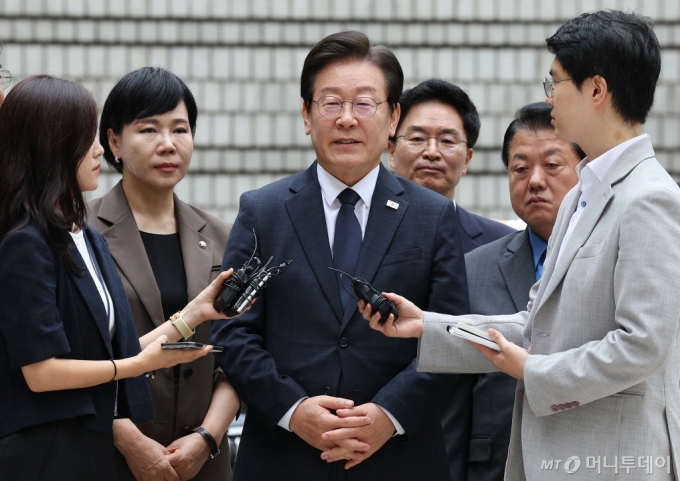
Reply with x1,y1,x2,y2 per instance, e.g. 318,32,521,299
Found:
464,102,583,481
364,11,680,480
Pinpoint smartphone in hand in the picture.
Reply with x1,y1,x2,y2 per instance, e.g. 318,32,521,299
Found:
161,342,224,353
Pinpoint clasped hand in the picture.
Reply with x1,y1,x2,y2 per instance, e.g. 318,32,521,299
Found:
289,396,395,469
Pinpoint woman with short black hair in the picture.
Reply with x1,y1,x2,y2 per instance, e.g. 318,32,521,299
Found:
89,67,239,481
0,75,234,481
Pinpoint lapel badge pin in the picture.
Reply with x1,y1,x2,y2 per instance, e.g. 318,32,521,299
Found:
386,200,399,210
199,241,207,249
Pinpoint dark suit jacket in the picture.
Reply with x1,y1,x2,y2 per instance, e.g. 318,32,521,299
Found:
212,162,470,481
464,229,534,481
88,182,232,481
456,205,515,253
440,205,516,480
0,224,154,438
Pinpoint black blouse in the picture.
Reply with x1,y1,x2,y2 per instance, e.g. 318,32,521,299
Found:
139,232,188,322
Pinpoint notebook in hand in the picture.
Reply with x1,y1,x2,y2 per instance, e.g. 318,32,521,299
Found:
447,321,501,351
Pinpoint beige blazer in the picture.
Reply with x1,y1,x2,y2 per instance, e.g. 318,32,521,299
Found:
418,137,680,480
88,181,232,481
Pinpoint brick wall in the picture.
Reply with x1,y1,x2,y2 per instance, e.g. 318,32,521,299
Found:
1,0,678,222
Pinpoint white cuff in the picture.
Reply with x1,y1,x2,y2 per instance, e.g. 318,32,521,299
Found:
277,397,308,431
375,404,405,436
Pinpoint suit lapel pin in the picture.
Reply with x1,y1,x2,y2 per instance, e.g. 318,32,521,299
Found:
199,241,207,249
386,200,399,210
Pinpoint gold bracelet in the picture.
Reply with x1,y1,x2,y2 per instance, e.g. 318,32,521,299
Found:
170,311,195,339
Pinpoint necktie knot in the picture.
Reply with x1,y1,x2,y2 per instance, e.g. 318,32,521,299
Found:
338,188,361,206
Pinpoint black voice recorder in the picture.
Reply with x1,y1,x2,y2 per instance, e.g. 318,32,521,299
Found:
214,231,291,317
328,267,399,324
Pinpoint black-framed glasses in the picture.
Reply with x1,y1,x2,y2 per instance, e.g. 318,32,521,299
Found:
395,133,468,156
312,96,387,119
543,77,572,98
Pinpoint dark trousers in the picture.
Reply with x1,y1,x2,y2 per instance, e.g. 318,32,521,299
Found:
0,418,115,481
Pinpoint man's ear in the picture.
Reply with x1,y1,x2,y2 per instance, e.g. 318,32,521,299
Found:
591,75,609,107
387,141,396,170
389,104,401,137
461,148,474,176
301,102,312,135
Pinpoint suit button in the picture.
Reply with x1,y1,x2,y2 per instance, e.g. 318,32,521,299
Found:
181,426,192,436
324,387,332,395
338,337,349,348
564,402,572,408
573,401,580,407
184,368,193,379
519,388,525,395
558,404,566,411
551,405,559,412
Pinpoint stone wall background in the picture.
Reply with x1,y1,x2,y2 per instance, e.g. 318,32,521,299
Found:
1,0,679,222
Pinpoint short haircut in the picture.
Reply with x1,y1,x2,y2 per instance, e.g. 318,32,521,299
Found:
0,75,98,274
502,102,586,168
546,10,660,125
391,79,481,148
99,67,198,173
300,31,403,114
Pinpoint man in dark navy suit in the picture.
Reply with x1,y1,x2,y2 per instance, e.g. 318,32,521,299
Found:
212,32,469,481
388,79,515,254
463,102,583,481
387,78,514,479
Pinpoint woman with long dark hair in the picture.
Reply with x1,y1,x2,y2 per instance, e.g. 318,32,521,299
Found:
0,75,235,481
89,67,239,481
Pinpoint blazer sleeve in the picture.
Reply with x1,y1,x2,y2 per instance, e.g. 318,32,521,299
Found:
211,191,308,433
523,187,680,417
370,200,473,437
0,229,71,368
417,311,528,374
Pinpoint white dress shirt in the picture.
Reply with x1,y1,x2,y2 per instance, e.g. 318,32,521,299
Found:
69,230,116,338
556,134,648,264
277,163,405,436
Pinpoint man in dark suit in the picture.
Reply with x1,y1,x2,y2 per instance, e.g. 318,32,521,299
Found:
387,79,515,253
387,78,514,479
211,31,469,481
464,102,583,480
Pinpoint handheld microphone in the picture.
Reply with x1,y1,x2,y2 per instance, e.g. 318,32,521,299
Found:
214,231,292,316
327,267,399,324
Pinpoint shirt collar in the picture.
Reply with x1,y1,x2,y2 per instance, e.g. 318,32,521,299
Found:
317,162,380,208
577,133,649,181
527,227,548,271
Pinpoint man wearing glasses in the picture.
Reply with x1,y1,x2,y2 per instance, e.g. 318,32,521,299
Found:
387,79,514,480
388,79,514,252
366,11,680,480
212,31,469,481
0,41,12,106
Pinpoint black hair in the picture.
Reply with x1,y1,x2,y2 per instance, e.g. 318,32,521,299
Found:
546,10,660,125
99,67,198,173
301,31,403,114
0,75,98,274
390,78,481,148
502,102,586,168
